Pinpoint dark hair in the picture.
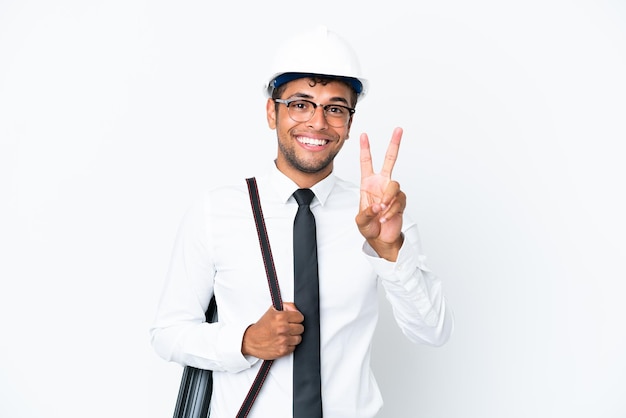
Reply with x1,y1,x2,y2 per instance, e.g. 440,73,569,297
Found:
272,76,358,108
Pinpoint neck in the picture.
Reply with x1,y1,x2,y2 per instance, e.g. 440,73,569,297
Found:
274,159,332,189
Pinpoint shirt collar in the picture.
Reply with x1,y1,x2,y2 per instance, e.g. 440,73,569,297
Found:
268,161,336,207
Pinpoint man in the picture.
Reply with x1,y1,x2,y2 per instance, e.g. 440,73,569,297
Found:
151,26,453,417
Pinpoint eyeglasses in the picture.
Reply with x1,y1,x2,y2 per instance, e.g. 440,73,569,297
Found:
274,98,355,128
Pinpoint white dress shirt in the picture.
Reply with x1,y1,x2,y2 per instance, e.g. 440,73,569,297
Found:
150,164,453,417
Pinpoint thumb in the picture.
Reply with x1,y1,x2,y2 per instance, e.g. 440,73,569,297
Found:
356,203,381,226
282,302,299,312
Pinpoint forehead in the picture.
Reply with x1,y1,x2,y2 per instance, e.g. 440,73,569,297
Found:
281,77,353,102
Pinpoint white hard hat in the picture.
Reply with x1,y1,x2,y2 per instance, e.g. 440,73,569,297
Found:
264,26,369,99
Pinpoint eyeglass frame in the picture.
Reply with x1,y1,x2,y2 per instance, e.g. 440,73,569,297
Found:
273,98,356,127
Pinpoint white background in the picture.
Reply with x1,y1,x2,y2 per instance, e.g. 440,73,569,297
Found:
1,1,625,417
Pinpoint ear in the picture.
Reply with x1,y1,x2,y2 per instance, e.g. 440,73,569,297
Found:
266,98,277,129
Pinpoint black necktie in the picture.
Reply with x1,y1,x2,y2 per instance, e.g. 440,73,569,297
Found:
292,189,323,417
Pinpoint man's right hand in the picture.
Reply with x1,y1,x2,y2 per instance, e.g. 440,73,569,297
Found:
241,302,304,360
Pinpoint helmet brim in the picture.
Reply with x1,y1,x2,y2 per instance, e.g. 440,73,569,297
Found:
265,72,368,99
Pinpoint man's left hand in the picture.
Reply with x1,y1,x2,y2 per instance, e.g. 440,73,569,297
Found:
355,127,406,261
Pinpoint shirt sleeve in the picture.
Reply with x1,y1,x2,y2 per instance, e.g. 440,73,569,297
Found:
149,196,255,373
363,221,454,347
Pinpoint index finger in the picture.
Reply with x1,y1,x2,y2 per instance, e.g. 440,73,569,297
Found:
359,132,374,180
380,127,403,178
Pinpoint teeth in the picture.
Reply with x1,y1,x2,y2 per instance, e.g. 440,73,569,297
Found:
297,137,328,146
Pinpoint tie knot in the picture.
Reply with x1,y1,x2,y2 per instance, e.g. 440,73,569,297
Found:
293,189,315,206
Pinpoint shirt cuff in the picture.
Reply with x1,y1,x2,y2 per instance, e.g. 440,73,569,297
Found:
216,321,260,372
363,236,425,285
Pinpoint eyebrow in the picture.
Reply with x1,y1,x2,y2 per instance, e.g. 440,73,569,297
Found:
288,92,350,106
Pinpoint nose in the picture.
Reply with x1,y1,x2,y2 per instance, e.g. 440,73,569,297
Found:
306,104,328,129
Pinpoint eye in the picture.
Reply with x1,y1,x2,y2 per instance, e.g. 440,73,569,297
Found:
326,105,346,115
291,100,312,112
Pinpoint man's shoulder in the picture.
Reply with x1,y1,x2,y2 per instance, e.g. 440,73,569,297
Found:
205,180,249,197
322,175,360,209
207,181,257,211
330,176,360,196
186,179,254,216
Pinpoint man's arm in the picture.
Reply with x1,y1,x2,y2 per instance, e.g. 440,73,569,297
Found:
356,127,453,346
149,198,252,373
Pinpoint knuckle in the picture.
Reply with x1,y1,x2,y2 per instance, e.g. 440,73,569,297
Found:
275,325,288,337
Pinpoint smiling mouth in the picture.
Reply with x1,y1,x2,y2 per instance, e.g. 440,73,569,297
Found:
297,136,329,147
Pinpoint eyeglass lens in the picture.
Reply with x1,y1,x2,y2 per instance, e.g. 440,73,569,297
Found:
286,100,351,127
